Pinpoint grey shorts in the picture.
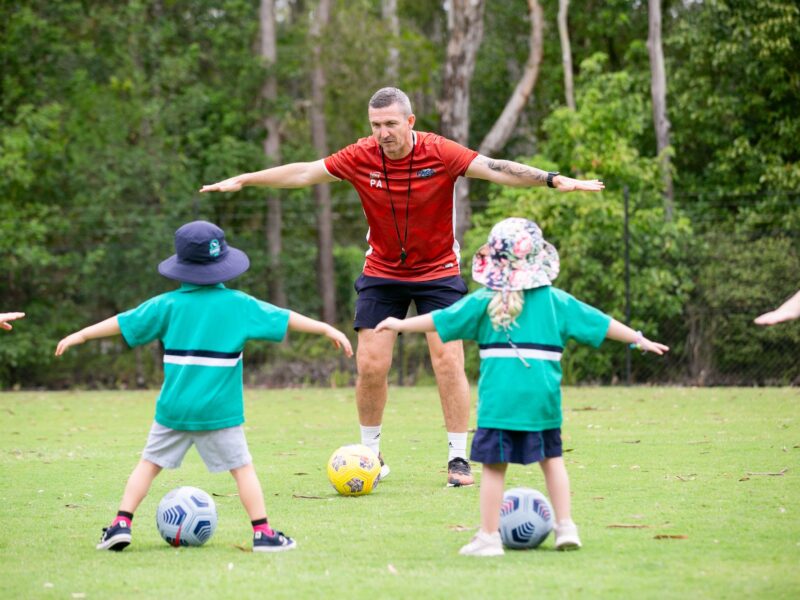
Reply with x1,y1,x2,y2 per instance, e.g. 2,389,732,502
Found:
142,422,253,473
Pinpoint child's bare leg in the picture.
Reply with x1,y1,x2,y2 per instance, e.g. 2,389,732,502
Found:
119,459,162,513
232,463,296,552
540,456,581,549
230,462,266,520
479,463,508,532
459,462,506,556
98,459,161,550
539,456,571,522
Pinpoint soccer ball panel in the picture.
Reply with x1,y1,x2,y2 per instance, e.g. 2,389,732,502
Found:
499,487,554,549
156,486,218,547
327,444,380,496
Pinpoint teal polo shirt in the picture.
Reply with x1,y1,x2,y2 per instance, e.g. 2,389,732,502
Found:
118,283,290,431
433,286,611,431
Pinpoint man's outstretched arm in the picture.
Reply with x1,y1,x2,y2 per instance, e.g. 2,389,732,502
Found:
200,159,337,193
465,155,604,192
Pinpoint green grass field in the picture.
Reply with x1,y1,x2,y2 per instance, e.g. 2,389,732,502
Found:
1,387,798,599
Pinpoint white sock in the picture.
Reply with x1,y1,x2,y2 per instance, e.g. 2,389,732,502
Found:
447,432,468,461
360,425,382,456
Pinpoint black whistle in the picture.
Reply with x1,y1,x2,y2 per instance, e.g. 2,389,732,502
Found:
400,250,407,264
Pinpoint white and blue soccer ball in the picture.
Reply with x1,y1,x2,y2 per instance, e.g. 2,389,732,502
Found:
499,487,554,549
156,486,218,547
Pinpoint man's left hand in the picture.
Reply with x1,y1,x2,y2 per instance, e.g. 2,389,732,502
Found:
554,175,605,192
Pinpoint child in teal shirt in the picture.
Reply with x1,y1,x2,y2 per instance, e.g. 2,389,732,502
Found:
376,218,668,556
56,220,353,553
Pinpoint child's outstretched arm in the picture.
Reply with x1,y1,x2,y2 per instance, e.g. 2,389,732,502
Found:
754,290,800,326
287,312,353,357
375,314,436,334
606,319,669,355
55,316,121,356
0,312,25,331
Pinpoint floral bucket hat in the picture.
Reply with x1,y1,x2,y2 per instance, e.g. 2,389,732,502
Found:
472,217,560,291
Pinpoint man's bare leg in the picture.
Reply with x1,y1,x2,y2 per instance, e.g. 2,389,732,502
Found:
356,328,397,477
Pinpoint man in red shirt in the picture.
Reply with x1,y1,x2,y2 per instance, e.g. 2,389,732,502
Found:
201,87,604,487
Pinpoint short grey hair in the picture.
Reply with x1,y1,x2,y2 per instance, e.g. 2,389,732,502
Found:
369,87,413,117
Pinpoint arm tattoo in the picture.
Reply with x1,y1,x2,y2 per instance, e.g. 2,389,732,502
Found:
483,157,547,184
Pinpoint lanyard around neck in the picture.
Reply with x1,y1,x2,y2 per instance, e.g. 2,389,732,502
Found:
380,134,415,264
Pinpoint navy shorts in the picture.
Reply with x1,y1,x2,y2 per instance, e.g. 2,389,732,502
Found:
353,274,468,330
470,427,563,465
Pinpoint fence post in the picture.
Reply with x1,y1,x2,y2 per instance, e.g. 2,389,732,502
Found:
624,185,631,385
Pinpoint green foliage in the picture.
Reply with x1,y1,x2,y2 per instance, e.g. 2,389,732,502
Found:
669,1,800,204
469,57,693,383
692,233,800,385
0,0,797,387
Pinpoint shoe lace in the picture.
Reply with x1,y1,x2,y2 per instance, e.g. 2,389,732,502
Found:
449,457,470,475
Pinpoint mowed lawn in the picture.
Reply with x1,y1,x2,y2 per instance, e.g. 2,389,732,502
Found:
0,387,797,599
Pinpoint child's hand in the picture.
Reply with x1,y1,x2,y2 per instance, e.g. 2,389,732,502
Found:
326,326,353,358
374,317,403,333
55,332,87,356
754,307,797,326
0,312,25,330
639,337,669,355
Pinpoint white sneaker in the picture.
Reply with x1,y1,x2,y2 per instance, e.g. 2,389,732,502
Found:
459,530,505,557
554,520,582,550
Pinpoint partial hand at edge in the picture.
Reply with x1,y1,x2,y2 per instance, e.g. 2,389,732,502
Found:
0,312,25,330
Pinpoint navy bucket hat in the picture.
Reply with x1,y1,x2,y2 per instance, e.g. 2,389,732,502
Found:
158,220,250,285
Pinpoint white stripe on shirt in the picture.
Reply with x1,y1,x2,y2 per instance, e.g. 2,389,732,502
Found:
479,348,562,362
163,353,243,367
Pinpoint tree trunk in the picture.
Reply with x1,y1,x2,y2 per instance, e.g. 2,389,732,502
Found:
477,0,543,158
557,0,575,110
259,0,286,308
382,0,400,82
310,0,337,323
439,0,485,246
647,0,674,221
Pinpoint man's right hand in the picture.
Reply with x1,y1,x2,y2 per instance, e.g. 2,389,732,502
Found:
199,175,246,193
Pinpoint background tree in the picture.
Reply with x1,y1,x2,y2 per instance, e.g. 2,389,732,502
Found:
477,0,544,158
309,0,336,323
260,0,287,308
647,0,673,219
439,0,485,243
557,0,576,110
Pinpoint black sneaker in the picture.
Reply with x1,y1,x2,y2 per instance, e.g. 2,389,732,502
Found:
96,520,132,551
253,530,297,553
447,457,475,487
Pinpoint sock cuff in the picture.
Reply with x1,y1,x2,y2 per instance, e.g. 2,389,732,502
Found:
359,425,382,437
117,511,134,521
251,517,268,527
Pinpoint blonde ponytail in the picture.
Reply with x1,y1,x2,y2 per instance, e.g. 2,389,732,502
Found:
487,290,525,331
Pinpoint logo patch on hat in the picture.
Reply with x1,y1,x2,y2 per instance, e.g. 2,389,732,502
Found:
209,239,221,257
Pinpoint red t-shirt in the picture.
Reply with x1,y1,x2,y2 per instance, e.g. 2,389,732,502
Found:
324,131,478,282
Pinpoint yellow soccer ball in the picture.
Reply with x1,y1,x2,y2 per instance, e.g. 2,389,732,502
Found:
327,444,381,496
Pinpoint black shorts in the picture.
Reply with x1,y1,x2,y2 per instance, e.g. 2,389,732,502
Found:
470,427,563,465
353,274,468,330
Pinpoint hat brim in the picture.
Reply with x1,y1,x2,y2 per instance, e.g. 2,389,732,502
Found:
158,246,250,285
472,241,559,291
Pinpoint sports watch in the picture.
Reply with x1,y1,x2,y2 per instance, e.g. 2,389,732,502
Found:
546,171,560,188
